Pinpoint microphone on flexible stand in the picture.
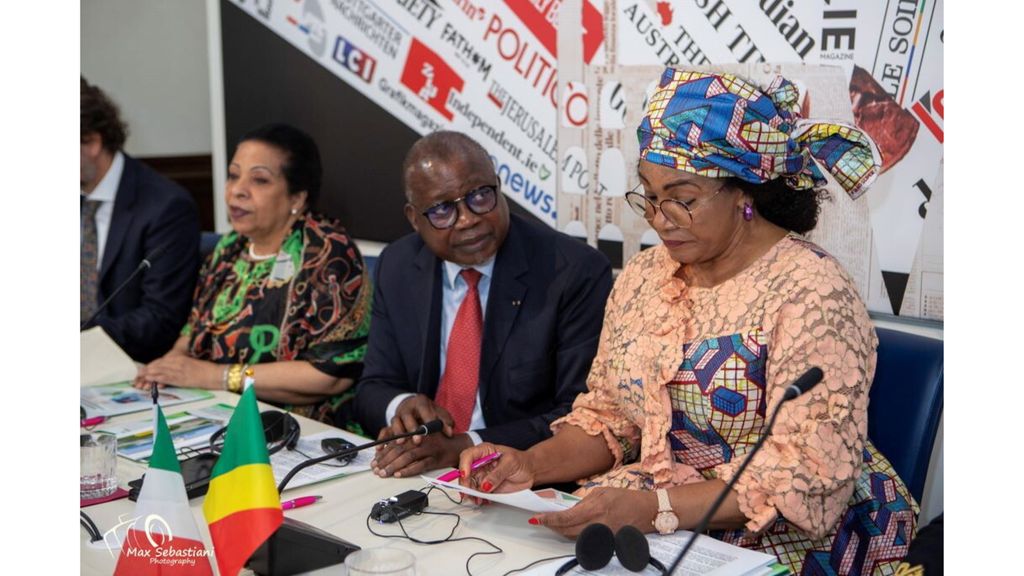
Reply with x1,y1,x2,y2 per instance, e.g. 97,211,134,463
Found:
247,420,446,576
80,240,172,330
665,367,824,575
276,419,444,492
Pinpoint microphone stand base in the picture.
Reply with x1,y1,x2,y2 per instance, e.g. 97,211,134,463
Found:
247,517,360,576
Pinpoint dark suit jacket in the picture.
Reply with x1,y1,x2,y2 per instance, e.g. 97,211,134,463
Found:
353,214,612,449
91,154,201,363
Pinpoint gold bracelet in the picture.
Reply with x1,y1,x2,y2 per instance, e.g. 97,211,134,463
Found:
221,366,230,391
227,364,244,393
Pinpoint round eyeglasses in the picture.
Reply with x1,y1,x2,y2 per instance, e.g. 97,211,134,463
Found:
624,183,726,228
418,184,499,230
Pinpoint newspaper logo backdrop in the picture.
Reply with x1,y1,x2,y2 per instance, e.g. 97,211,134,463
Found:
228,0,942,319
556,0,942,319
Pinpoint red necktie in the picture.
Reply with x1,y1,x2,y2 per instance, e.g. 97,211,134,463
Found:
436,268,483,434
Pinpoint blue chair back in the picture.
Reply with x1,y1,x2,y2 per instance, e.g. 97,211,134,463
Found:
200,231,222,261
362,254,378,282
867,327,944,503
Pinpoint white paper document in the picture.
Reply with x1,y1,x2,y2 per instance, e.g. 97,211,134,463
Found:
648,531,777,576
272,429,374,491
421,476,580,512
80,382,214,418
98,404,234,461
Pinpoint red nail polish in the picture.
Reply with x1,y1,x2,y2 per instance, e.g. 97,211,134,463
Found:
528,517,539,525
481,481,493,493
458,470,465,478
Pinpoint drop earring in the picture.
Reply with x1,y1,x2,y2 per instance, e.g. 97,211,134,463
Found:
742,203,753,221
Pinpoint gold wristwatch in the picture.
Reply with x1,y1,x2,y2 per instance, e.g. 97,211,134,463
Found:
653,488,679,535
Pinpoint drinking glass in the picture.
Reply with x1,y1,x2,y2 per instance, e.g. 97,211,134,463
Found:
81,432,118,499
344,547,416,576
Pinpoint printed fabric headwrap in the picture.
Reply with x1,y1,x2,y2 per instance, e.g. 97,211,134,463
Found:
637,69,881,199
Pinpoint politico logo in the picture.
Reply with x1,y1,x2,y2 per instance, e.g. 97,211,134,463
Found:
503,0,604,64
333,35,378,83
400,38,465,121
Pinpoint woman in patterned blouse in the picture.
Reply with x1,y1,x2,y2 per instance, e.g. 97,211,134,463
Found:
459,70,916,574
134,124,370,425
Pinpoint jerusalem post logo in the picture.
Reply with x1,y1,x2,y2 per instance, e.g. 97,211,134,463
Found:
400,38,465,121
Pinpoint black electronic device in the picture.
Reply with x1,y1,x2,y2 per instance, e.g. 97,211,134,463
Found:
320,438,357,464
209,409,300,455
248,517,360,576
128,452,218,501
369,490,429,523
246,422,443,575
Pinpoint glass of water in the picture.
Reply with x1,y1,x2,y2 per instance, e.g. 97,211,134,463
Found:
344,547,415,576
81,432,118,499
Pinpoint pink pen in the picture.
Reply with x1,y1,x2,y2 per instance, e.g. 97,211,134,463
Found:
437,451,502,482
81,416,107,427
282,496,322,510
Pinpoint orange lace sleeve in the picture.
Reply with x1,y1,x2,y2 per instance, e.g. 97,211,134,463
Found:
714,253,877,539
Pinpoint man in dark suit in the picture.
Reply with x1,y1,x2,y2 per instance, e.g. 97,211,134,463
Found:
80,78,200,362
354,131,612,478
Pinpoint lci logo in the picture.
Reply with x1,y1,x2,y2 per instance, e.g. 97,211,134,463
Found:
333,35,378,83
400,38,465,121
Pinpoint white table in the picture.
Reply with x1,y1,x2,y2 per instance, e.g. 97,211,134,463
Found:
79,389,576,575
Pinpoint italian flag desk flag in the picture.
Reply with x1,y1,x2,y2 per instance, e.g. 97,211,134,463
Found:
113,405,213,575
203,385,283,576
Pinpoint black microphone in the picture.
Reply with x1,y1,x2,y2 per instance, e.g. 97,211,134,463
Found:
665,367,824,575
782,366,824,401
80,239,173,330
275,419,444,493
247,420,446,575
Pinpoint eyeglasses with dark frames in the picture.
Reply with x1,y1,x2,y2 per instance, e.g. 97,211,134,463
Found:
417,184,499,230
623,182,727,228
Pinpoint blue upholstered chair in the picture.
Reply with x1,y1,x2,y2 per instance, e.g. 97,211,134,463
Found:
199,231,221,261
362,254,378,281
867,327,944,503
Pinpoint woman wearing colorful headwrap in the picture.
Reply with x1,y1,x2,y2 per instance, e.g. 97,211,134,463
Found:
459,70,915,574
134,123,371,426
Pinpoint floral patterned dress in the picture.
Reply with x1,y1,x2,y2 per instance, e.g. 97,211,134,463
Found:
182,213,371,425
554,234,916,575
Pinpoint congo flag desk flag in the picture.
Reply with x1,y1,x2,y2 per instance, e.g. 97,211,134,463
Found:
113,405,213,575
202,385,283,576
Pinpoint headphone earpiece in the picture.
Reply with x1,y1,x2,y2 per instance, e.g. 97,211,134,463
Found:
555,523,667,576
260,410,301,453
209,410,300,455
576,523,615,570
